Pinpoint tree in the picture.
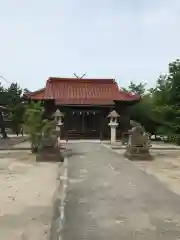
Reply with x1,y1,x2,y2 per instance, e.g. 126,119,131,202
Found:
0,83,8,105
23,101,55,152
6,83,22,106
23,102,43,152
6,83,24,135
151,59,180,143
23,88,31,94
124,81,158,133
128,81,146,96
0,83,8,137
0,81,32,137
130,94,159,133
0,111,7,138
166,60,180,142
10,104,25,135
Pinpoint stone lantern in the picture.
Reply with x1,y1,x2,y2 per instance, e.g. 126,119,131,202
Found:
107,110,120,144
53,109,64,140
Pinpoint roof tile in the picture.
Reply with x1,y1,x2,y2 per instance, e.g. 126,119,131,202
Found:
27,77,139,104
24,88,45,100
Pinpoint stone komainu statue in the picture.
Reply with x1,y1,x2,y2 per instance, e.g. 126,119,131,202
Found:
124,125,152,160
128,126,149,148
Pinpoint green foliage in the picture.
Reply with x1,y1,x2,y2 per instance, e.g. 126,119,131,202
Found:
9,104,25,134
127,59,180,145
42,119,56,137
23,88,31,94
23,101,56,152
152,60,180,142
128,81,146,96
0,82,29,136
7,84,24,135
125,81,158,133
6,83,22,106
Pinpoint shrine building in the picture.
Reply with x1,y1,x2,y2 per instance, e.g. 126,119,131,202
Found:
25,77,139,140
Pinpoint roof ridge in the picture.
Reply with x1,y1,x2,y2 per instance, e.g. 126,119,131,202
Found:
47,77,115,84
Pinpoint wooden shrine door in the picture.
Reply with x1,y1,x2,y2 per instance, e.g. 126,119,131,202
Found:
66,110,101,139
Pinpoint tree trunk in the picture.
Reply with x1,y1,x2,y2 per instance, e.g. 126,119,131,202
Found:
0,112,7,138
31,142,39,153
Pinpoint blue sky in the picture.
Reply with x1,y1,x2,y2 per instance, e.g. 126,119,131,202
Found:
0,0,180,91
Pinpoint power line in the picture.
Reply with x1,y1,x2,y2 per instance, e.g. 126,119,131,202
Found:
0,76,13,85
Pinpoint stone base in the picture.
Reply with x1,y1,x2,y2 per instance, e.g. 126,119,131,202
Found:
124,150,153,161
36,147,64,162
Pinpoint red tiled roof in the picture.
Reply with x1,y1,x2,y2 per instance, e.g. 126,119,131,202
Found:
27,77,139,105
0,105,7,110
24,88,45,100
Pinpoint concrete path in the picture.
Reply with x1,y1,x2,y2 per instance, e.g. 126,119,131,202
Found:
63,143,180,240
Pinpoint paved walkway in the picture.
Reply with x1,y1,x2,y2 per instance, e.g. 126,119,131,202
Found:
63,143,180,240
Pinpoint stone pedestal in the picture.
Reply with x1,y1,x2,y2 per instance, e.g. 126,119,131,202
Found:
56,121,63,142
108,122,118,144
36,145,64,162
54,109,64,141
124,146,152,160
36,129,64,162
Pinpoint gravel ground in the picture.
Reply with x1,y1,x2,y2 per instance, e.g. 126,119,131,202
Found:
0,136,27,149
0,149,60,240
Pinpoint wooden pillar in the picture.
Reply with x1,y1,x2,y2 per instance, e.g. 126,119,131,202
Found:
82,112,85,136
100,108,111,140
64,108,70,141
99,113,104,140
